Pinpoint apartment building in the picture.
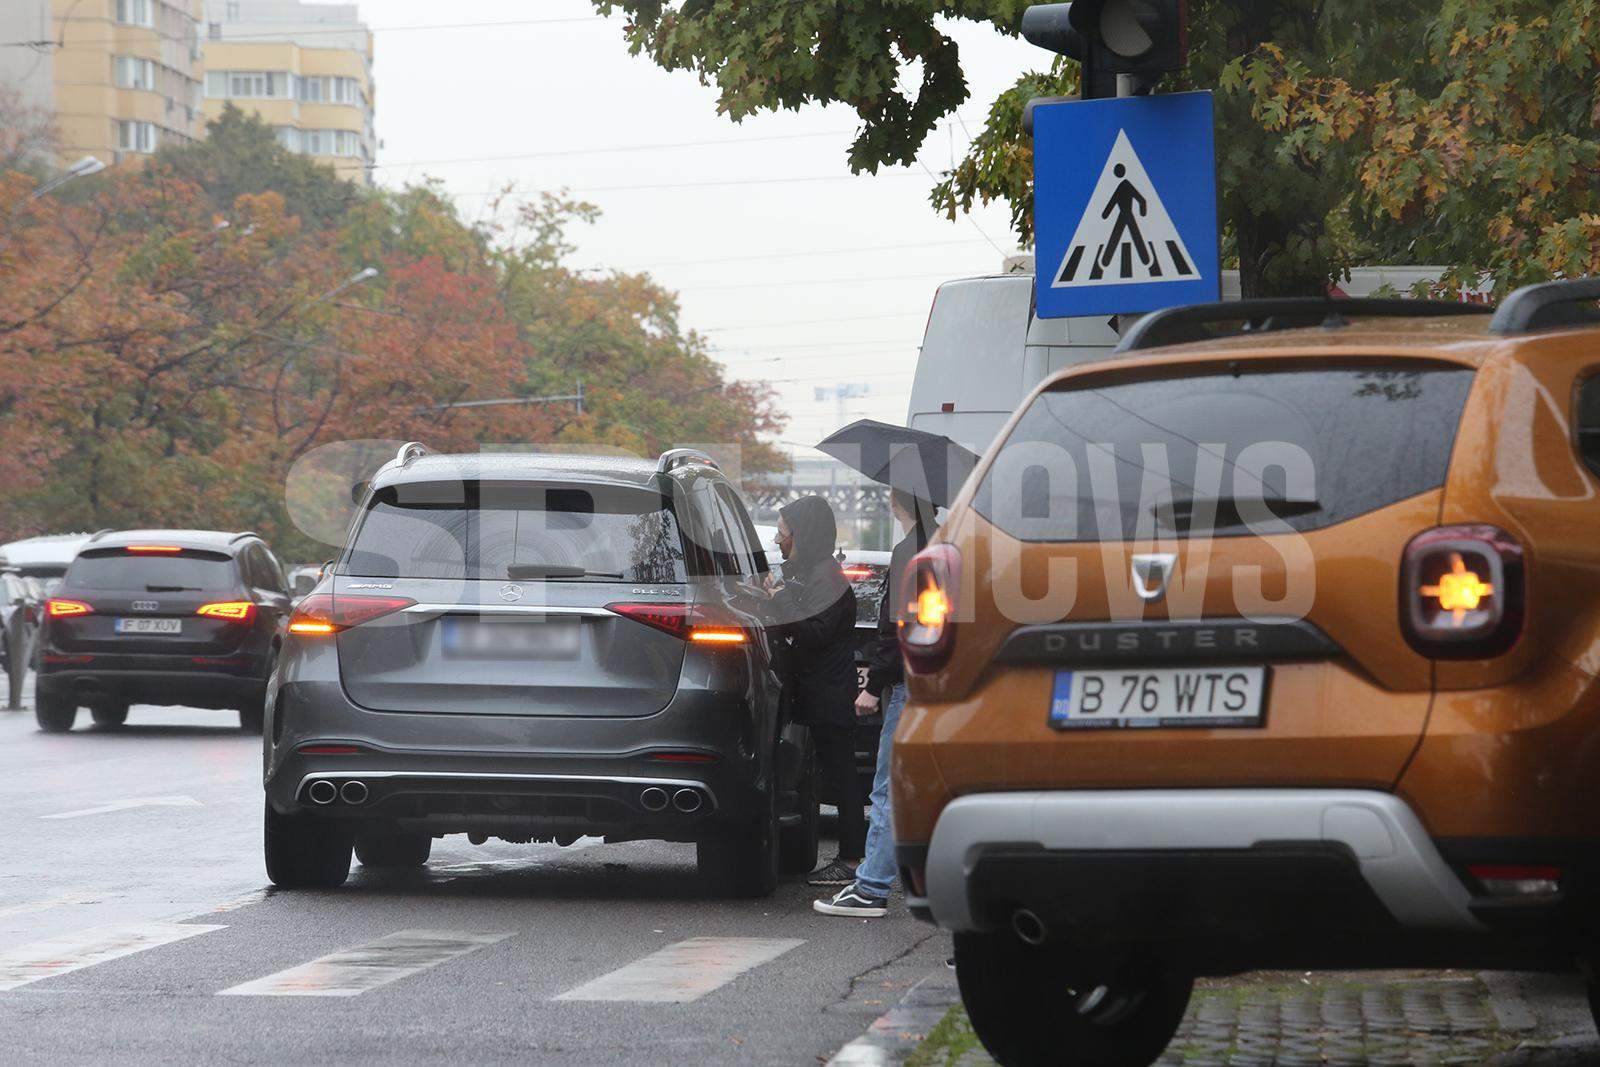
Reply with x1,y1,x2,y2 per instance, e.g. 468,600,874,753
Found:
200,0,374,182
0,0,206,165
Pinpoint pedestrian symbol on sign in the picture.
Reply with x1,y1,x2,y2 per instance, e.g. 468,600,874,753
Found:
1052,129,1198,289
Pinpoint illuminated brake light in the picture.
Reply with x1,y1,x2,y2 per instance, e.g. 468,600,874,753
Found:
607,603,745,645
689,628,746,644
197,601,255,623
288,592,415,635
898,544,961,673
126,545,182,553
1401,525,1524,659
46,598,93,618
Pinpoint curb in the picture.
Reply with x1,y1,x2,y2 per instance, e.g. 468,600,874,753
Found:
828,964,961,1066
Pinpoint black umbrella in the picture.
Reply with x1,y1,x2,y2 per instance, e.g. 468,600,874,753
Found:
815,419,979,509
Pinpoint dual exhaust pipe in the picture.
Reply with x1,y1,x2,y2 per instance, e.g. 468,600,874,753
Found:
639,786,703,814
306,779,367,806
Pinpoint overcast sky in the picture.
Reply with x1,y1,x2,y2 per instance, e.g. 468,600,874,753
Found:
361,0,1037,455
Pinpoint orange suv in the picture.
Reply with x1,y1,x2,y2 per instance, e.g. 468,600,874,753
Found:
890,279,1600,1066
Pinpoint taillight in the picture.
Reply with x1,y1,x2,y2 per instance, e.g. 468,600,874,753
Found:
288,592,416,635
1400,525,1524,659
126,545,183,553
897,544,960,673
196,601,256,623
606,602,747,645
45,598,93,618
842,565,877,580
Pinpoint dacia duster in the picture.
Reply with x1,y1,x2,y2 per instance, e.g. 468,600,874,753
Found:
891,279,1600,1066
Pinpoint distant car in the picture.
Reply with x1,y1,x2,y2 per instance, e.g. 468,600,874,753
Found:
1,571,41,679
285,564,323,598
34,530,293,733
261,444,819,894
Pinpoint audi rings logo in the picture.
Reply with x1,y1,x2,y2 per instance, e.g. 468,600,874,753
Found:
498,583,524,603
131,600,159,612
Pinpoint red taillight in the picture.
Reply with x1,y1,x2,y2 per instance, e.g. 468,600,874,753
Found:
288,592,416,635
897,544,960,674
1400,525,1524,659
842,565,878,580
196,601,255,623
647,751,719,763
45,598,93,618
606,602,747,645
126,545,183,553
297,743,366,755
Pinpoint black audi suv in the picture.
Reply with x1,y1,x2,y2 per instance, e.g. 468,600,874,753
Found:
36,530,293,733
262,445,820,895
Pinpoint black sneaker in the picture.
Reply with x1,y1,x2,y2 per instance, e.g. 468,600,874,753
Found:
813,883,889,917
806,859,859,886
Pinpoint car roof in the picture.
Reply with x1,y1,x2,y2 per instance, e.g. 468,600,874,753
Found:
373,452,701,491
84,529,254,553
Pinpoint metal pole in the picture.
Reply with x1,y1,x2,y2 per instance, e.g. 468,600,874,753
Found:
1116,72,1136,97
4,610,27,711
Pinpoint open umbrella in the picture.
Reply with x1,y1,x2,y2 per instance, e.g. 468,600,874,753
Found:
815,419,980,509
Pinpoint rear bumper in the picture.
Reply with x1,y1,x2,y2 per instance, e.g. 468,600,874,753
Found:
37,662,265,709
919,790,1483,935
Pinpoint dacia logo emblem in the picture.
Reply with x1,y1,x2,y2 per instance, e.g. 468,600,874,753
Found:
498,583,524,603
1130,553,1177,603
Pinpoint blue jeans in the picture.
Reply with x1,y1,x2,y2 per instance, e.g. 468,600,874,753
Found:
855,683,905,899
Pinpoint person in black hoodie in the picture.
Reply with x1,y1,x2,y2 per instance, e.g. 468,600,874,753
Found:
768,495,864,886
815,488,931,917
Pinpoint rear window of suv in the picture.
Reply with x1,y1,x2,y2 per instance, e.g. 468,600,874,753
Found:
343,480,689,582
66,549,236,591
974,362,1476,541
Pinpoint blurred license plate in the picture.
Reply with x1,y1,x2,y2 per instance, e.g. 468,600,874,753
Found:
1048,667,1265,730
442,619,579,658
115,618,181,635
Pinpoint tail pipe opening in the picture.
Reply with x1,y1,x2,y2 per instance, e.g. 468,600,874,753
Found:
306,779,337,806
340,780,368,805
672,788,703,814
1012,908,1048,946
639,786,670,812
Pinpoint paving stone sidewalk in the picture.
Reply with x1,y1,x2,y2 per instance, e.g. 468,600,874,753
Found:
832,964,1600,1066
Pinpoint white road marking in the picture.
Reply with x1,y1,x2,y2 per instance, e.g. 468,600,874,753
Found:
0,892,102,920
555,936,804,1003
0,922,224,991
41,795,203,820
218,929,514,997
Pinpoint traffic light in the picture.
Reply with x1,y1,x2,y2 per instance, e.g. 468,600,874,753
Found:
1021,0,1187,100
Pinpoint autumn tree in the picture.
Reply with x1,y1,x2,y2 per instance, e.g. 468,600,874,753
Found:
599,0,1600,296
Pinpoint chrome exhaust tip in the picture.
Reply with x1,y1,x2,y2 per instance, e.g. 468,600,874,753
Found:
671,788,703,814
639,787,670,812
1011,908,1048,946
306,779,337,806
340,780,368,805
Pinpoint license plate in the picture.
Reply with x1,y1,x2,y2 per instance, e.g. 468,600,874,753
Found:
442,619,580,658
115,617,182,635
1048,667,1266,730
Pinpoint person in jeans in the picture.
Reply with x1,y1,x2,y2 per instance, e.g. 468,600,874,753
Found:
815,489,931,916
767,496,864,885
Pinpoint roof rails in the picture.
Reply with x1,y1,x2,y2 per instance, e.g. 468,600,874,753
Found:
1489,277,1600,335
395,441,430,466
228,531,261,544
656,448,719,475
86,528,113,542
1115,297,1492,353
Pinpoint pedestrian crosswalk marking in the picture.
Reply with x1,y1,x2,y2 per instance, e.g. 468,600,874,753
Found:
555,936,803,1003
0,921,224,991
1051,129,1198,289
217,929,513,997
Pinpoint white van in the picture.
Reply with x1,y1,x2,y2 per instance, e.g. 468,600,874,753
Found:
906,263,1454,456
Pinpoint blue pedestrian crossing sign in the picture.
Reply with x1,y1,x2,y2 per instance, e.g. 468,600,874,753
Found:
1033,92,1220,319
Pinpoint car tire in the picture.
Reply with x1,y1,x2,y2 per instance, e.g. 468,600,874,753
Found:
355,830,432,868
90,702,129,727
778,742,820,876
238,703,265,734
697,787,780,898
35,695,77,733
953,932,1193,1067
263,801,353,889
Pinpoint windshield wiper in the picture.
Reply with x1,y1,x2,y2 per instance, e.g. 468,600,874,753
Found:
504,564,625,580
1154,496,1322,532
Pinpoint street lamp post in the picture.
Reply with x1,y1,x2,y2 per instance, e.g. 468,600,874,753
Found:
0,155,108,254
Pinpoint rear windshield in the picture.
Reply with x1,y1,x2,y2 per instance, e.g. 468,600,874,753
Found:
343,480,689,582
974,363,1476,542
66,550,237,591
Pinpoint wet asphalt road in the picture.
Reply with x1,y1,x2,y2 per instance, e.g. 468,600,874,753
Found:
0,699,942,1066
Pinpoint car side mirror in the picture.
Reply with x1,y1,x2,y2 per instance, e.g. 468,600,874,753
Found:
350,480,369,504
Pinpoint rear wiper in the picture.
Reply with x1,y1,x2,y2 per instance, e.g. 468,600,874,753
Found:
145,584,200,592
504,564,625,580
1154,496,1322,531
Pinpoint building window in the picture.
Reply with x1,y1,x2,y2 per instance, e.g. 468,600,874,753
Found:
216,71,290,99
116,0,153,27
296,76,363,106
116,120,159,153
274,126,302,152
113,56,157,90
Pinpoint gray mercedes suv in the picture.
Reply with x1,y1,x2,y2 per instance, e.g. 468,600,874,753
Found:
262,445,819,895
